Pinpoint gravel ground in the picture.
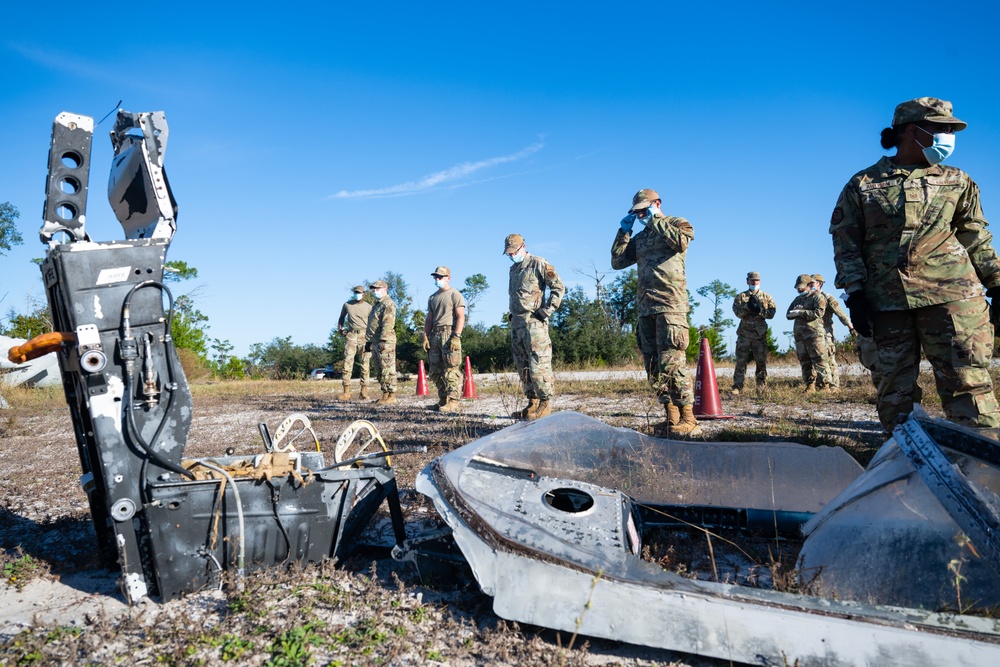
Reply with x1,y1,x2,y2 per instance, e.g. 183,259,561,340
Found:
0,366,894,665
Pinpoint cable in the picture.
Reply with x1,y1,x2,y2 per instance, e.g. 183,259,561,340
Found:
119,280,194,482
191,460,246,576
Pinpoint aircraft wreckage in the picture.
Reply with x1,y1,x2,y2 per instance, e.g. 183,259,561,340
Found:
410,410,1000,666
11,110,421,602
13,110,1000,665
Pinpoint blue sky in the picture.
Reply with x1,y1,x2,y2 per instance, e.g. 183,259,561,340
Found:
3,2,1000,355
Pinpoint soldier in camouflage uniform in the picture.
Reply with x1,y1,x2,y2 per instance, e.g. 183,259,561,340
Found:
611,188,700,436
830,97,1000,430
787,274,831,392
812,274,855,390
423,266,466,413
336,285,372,401
505,233,565,421
731,271,776,394
365,280,398,405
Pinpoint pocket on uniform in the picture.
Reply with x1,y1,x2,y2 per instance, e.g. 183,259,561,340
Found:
661,323,689,352
447,350,462,367
951,301,992,368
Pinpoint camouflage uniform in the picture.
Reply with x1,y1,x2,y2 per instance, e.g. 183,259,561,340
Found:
366,291,397,396
508,252,565,400
787,285,831,388
831,154,1000,428
732,286,776,390
816,286,852,389
611,211,694,407
426,287,466,402
337,291,372,393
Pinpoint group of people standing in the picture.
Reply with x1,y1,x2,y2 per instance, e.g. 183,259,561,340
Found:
611,96,1000,437
334,235,566,421
730,271,855,396
335,95,1000,437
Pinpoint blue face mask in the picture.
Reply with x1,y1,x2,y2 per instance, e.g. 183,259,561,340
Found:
915,126,956,165
510,252,525,264
434,279,446,288
353,293,364,301
749,284,759,291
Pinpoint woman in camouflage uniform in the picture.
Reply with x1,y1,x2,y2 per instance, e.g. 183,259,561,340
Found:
830,97,1000,430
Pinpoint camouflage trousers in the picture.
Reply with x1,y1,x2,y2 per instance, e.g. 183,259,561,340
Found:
428,326,463,401
824,332,841,388
872,298,1000,430
856,334,883,392
637,313,692,407
342,331,371,386
794,329,831,388
733,333,768,389
510,314,554,400
371,340,397,395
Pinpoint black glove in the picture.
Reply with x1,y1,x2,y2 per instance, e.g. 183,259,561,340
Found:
747,295,761,315
987,287,1000,326
364,341,372,353
845,292,872,338
531,308,550,322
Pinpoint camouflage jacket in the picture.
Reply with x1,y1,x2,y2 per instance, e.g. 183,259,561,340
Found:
819,290,851,335
366,295,396,344
611,213,694,321
733,289,776,338
786,291,827,337
508,253,565,318
830,156,1000,310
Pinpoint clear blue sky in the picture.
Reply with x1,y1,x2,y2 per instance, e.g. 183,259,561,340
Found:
3,2,1000,355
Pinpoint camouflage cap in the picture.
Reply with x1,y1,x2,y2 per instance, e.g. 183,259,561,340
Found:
892,97,967,131
431,265,451,277
811,273,825,284
747,271,760,281
369,280,388,290
796,273,812,288
351,285,365,293
630,188,660,212
503,233,525,254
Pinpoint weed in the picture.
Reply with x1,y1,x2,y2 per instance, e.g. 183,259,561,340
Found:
265,622,324,667
216,633,254,661
2,549,43,589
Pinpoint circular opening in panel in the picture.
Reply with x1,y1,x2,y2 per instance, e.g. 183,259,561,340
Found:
59,177,80,194
543,488,595,514
56,203,77,221
61,151,82,169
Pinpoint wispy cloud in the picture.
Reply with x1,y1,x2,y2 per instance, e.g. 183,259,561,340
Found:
7,42,170,95
329,142,544,200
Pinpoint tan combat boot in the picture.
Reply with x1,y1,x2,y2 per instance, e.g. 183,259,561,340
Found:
376,393,397,406
666,404,680,427
529,399,552,420
438,397,462,413
359,386,370,400
670,405,703,437
805,383,816,395
731,387,741,396
336,382,351,401
511,398,539,419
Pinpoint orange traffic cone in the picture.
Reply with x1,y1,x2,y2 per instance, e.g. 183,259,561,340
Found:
693,337,734,419
462,356,477,398
415,360,428,396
